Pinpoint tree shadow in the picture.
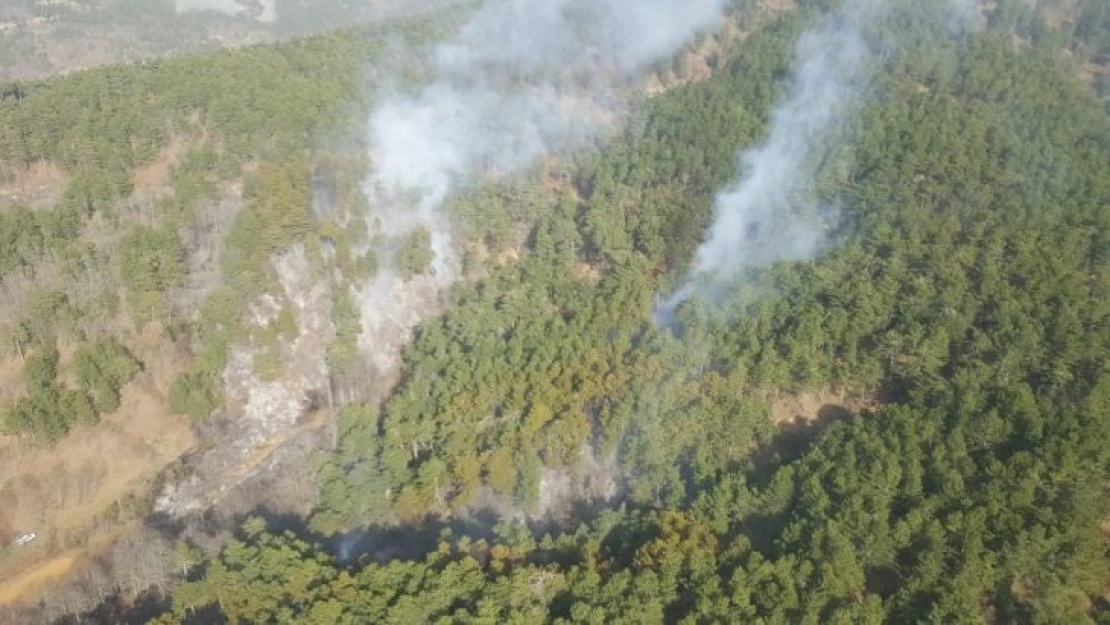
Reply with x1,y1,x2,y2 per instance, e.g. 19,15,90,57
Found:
754,402,859,472
73,399,873,621
51,587,171,625
332,509,504,566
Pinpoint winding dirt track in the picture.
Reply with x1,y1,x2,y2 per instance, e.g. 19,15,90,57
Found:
0,555,75,605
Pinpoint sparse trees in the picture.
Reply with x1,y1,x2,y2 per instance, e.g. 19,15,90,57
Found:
3,347,96,442
168,371,221,421
2,339,141,441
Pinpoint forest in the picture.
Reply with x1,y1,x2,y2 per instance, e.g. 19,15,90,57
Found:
0,0,1108,622
171,0,1110,621
0,0,448,82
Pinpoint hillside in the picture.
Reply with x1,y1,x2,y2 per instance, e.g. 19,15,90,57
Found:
0,0,1108,623
0,0,468,82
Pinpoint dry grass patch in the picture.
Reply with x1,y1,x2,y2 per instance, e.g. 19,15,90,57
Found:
0,162,69,210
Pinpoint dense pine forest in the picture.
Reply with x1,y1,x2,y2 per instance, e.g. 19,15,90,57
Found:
175,1,1110,622
0,0,1109,623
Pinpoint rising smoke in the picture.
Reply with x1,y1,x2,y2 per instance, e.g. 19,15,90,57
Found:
344,0,728,540
354,0,728,392
657,0,977,323
364,0,727,276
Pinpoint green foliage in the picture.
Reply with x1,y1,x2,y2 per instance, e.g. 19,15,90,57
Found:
20,289,77,347
0,30,371,178
73,338,142,413
173,540,204,578
0,30,412,455
222,162,312,294
168,370,222,421
193,286,248,376
0,205,77,274
250,302,298,380
169,528,341,624
253,3,1110,621
3,339,140,441
3,0,1107,619
0,4,472,433
393,225,435,279
23,346,60,391
167,285,250,420
3,347,97,442
119,225,186,322
160,373,1110,622
326,287,362,376
312,7,815,524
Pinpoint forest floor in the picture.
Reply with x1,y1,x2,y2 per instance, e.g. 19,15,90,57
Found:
0,160,69,215
0,161,69,211
0,554,76,604
770,387,879,429
0,324,195,607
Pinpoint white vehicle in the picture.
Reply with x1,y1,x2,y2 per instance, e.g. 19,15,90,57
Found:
12,532,36,547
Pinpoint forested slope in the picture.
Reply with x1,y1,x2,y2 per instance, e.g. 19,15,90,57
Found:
311,0,1110,523
0,12,455,619
0,0,465,82
147,1,1110,623
0,0,1106,622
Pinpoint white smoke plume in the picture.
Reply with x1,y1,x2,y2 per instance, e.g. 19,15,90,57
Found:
364,0,727,275
355,0,727,381
657,1,876,321
657,0,977,323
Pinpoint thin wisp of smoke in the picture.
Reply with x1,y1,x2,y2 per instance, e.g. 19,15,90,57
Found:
657,0,978,325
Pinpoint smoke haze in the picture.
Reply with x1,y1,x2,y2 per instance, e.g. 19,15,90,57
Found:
175,0,277,22
355,0,727,385
364,0,727,274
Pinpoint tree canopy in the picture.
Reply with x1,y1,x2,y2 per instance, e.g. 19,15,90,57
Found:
0,0,1107,621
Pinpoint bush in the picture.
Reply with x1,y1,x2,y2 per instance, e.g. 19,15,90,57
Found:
119,226,186,321
169,371,222,420
394,226,434,278
2,347,99,443
74,339,142,413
